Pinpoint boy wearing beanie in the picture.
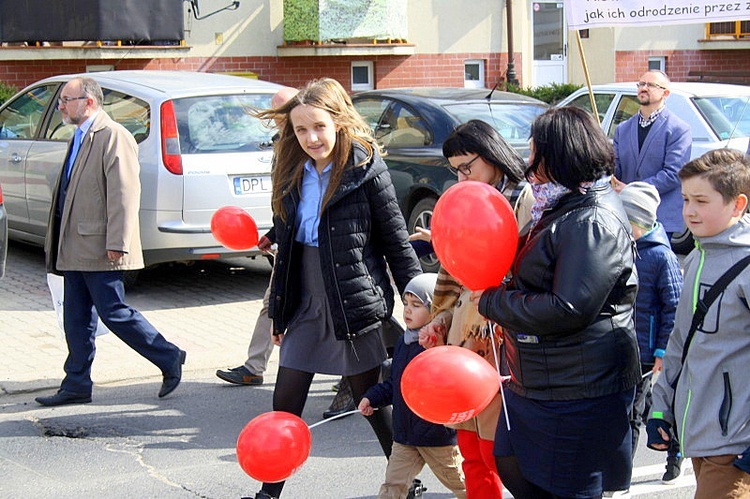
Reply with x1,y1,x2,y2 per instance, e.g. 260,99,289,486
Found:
619,182,685,483
360,273,466,498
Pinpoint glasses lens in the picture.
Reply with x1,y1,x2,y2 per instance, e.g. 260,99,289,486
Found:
448,165,459,176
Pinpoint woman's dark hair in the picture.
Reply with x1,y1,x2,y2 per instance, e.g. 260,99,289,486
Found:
442,119,525,184
527,106,614,190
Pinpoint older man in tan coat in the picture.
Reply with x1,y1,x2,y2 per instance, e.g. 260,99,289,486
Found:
37,76,185,407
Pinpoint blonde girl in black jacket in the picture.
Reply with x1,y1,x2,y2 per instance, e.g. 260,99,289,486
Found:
251,79,422,499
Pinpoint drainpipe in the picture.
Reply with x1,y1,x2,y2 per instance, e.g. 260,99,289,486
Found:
505,0,519,86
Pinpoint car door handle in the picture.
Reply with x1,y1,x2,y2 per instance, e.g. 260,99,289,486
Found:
10,152,22,163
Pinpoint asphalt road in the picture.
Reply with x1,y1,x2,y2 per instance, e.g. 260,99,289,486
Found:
0,241,697,498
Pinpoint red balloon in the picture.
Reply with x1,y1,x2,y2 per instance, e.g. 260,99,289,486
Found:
211,206,259,250
236,411,312,483
431,181,518,290
401,345,501,424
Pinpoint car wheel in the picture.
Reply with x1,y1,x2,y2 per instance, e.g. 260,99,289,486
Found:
407,197,440,273
670,227,695,255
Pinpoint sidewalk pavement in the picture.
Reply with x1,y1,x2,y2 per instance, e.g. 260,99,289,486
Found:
0,242,278,396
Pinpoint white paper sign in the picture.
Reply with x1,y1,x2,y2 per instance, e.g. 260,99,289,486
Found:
564,0,750,30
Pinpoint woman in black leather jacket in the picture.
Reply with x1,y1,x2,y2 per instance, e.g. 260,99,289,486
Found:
250,78,422,499
473,107,640,499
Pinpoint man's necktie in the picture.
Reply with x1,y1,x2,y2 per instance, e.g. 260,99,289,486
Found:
65,127,84,180
58,127,84,216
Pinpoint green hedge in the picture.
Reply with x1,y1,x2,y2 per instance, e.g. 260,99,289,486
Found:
506,82,583,105
0,82,18,105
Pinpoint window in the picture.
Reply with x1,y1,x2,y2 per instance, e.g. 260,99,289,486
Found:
352,97,389,135
607,95,640,138
380,104,431,148
648,57,666,72
0,84,57,139
706,21,750,39
569,92,616,124
172,93,274,153
45,88,151,143
464,60,485,89
351,61,374,91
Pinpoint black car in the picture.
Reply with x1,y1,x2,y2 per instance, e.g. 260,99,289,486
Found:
352,87,548,271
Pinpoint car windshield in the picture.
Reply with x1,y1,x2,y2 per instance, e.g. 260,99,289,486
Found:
692,96,750,139
173,94,275,153
442,102,546,147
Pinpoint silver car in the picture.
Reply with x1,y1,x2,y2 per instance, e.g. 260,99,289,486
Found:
0,70,282,267
559,82,750,253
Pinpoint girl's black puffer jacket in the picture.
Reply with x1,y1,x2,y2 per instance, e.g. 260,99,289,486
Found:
270,144,422,340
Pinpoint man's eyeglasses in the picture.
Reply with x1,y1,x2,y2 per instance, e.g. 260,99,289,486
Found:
58,96,88,106
636,81,667,91
448,155,481,176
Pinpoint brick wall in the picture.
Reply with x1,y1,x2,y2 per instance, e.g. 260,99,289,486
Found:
615,49,750,82
0,52,518,91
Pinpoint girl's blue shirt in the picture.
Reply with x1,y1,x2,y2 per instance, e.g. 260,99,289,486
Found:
294,159,332,246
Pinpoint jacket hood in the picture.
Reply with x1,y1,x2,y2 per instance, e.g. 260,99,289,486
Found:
328,141,385,205
636,222,671,250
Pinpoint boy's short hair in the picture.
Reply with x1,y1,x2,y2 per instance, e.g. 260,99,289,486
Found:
678,149,750,205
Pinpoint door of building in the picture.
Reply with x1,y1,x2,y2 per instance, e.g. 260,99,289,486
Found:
531,1,567,86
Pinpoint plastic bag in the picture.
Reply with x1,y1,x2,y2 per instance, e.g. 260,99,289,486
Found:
47,273,111,337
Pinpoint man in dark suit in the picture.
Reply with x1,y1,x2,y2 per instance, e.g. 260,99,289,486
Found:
36,77,185,407
613,70,692,238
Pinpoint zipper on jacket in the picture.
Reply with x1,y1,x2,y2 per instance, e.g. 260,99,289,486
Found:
719,372,732,437
680,385,692,448
649,315,655,351
325,215,350,335
692,243,706,314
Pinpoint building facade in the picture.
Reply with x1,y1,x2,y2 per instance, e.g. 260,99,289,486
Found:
0,1,747,91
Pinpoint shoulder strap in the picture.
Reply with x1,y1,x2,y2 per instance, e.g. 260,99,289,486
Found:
680,254,750,364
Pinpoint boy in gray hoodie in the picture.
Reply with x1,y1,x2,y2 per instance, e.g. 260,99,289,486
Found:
647,149,750,498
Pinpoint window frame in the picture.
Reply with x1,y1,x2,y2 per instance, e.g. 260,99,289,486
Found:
705,21,750,40
351,61,374,92
464,59,485,89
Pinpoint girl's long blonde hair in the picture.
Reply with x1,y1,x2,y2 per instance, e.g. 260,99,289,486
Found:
255,78,379,221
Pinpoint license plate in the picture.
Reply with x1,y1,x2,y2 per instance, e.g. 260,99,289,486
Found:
233,176,272,195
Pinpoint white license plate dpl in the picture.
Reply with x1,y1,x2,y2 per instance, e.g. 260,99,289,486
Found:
233,176,271,195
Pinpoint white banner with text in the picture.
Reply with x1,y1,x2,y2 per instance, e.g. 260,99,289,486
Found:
564,0,750,30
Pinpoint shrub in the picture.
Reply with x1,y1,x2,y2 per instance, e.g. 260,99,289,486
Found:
0,82,18,105
506,82,583,105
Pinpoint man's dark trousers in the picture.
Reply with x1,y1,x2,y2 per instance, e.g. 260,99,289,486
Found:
60,270,181,395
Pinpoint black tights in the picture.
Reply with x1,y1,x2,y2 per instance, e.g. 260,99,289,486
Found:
495,456,602,499
260,365,392,498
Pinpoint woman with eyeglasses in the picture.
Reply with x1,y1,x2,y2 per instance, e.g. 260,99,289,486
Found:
417,119,527,498
472,106,640,498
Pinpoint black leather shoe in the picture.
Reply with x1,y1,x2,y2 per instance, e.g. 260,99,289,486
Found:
35,390,92,407
159,349,186,398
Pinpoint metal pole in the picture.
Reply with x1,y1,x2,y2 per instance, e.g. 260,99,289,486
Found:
505,0,519,86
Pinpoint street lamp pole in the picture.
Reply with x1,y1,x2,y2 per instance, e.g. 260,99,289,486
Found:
505,0,519,86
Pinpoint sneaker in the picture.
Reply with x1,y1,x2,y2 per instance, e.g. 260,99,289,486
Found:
215,366,263,386
406,478,427,498
323,384,356,419
603,490,630,498
661,454,684,484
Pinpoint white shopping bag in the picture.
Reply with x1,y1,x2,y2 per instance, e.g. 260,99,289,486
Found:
47,273,111,337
